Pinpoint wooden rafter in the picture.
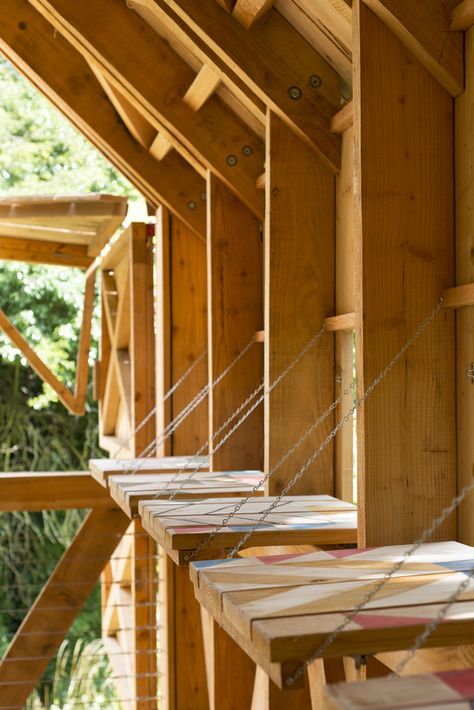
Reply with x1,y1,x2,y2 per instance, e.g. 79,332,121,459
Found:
28,0,265,219
0,506,129,710
0,0,206,238
149,0,342,171
232,0,276,28
0,272,96,415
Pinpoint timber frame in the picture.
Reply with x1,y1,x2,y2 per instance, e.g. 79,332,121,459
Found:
2,0,474,708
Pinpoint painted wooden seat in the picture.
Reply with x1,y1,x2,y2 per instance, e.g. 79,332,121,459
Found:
89,454,209,486
140,494,357,563
109,470,264,517
324,668,474,709
190,541,474,690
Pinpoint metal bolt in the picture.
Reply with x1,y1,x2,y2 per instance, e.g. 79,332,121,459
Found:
187,201,197,211
200,192,206,201
288,85,302,100
226,154,237,166
242,145,253,156
466,363,474,383
309,74,322,88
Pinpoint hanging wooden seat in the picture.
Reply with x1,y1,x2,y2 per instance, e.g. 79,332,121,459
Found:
89,454,209,486
140,494,357,564
324,668,474,709
108,470,265,518
190,541,474,693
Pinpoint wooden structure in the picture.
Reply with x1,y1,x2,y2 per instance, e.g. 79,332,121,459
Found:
2,0,474,708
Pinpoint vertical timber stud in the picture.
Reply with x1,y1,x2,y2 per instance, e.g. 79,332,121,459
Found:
130,224,158,709
207,172,264,471
456,27,474,545
265,111,335,497
354,1,456,547
155,207,209,710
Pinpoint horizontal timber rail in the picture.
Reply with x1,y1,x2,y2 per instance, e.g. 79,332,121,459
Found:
254,313,356,343
0,471,110,511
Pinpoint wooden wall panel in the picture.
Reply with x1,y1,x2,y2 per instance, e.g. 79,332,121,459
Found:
455,26,474,545
265,112,335,496
353,1,456,547
207,174,264,471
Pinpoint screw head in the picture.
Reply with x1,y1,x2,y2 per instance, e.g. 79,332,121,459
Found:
226,154,238,166
242,145,253,156
187,201,197,211
200,192,206,201
288,85,302,100
309,74,322,88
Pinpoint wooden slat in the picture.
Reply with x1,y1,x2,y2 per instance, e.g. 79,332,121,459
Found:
207,174,264,471
30,0,265,219
0,236,93,268
73,271,96,413
0,471,109,511
0,0,206,238
330,100,353,133
451,0,474,30
362,0,464,96
232,0,276,28
183,63,221,111
265,112,335,496
155,207,173,457
455,27,474,545
324,313,355,332
149,133,173,161
0,506,129,710
443,283,474,309
156,0,342,172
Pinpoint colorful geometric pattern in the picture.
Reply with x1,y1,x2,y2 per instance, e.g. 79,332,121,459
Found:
89,455,210,486
325,669,474,709
191,541,474,666
139,495,357,565
108,470,264,517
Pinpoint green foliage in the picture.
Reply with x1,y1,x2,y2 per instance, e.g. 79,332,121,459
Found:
0,54,145,705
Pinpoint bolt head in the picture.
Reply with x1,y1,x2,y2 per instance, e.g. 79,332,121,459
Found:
187,201,197,211
288,85,302,100
200,192,206,201
309,74,322,88
242,145,253,156
226,154,238,166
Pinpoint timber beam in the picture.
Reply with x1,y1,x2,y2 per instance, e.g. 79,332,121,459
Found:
0,0,206,238
0,471,110,511
143,0,342,172
0,236,94,269
28,0,265,219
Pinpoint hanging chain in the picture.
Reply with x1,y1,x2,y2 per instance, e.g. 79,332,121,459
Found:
155,324,327,503
392,566,474,676
227,298,445,561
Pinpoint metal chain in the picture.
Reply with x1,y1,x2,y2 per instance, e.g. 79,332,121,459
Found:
155,324,327,503
117,336,255,478
113,349,207,460
392,567,474,676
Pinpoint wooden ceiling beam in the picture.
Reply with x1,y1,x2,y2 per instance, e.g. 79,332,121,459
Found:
152,0,342,172
362,0,464,96
29,0,265,218
451,0,474,30
232,0,276,28
88,61,156,149
183,63,221,111
0,0,206,238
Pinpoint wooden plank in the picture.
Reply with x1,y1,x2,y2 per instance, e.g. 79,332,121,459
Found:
353,0,456,547
330,100,353,133
29,0,265,219
265,112,335,497
155,206,173,457
183,63,221,111
0,506,129,709
156,0,342,172
73,271,96,414
451,0,474,30
324,313,355,332
362,0,464,96
335,124,355,503
0,0,206,238
207,174,264,471
0,471,109,511
0,236,93,268
89,456,209,486
149,133,173,161
443,283,474,309
232,0,276,28
169,215,209,455
455,26,474,545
